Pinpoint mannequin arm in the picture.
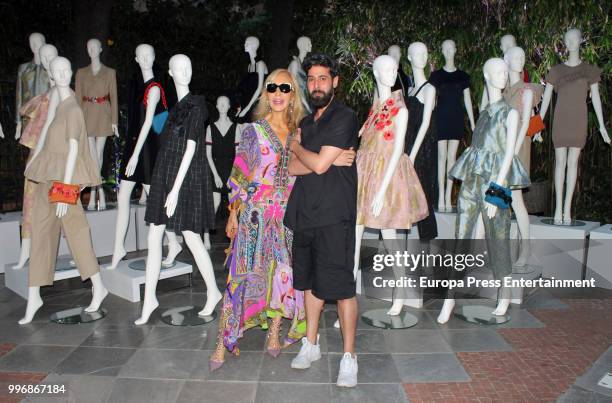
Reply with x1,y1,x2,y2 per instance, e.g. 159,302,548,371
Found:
479,87,488,112
372,108,408,216
0,123,4,139
205,126,223,188
463,88,476,130
239,61,266,117
56,138,78,218
125,86,160,177
15,64,24,124
408,85,435,163
26,88,59,170
590,83,611,144
288,59,299,77
75,70,83,108
514,89,533,154
539,84,554,120
110,70,119,135
165,139,196,217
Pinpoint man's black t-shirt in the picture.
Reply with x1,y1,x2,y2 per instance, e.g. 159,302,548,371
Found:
284,98,359,231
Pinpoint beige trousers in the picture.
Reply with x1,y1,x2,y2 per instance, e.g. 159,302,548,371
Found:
29,182,99,286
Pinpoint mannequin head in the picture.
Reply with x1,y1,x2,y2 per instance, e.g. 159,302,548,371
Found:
29,32,46,57
564,28,582,52
483,58,508,91
49,57,72,88
297,36,312,53
244,36,260,54
407,42,428,69
135,44,155,70
373,55,398,88
500,34,517,54
39,44,58,71
387,45,401,65
168,54,192,86
87,38,102,60
216,95,230,115
504,46,525,73
441,39,456,61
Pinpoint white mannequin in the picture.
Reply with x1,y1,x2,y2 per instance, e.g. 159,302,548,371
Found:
15,32,47,140
437,39,476,212
538,28,610,224
407,42,436,165
19,57,109,325
288,36,312,112
12,44,59,270
108,44,182,269
387,45,401,66
135,54,222,325
85,38,119,211
237,36,268,119
437,58,519,324
504,47,534,266
353,55,410,316
480,34,517,112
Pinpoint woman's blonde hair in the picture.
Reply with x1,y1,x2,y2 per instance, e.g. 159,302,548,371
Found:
253,68,306,133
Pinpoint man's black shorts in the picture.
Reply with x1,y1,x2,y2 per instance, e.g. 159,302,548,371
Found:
292,221,356,300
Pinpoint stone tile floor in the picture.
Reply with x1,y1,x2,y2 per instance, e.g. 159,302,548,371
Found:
0,240,610,402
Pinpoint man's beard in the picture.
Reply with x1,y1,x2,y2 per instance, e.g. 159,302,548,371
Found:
309,88,334,108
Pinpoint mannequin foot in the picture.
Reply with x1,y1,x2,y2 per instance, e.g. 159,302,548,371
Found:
12,257,29,270
333,318,340,329
437,199,445,212
13,240,31,269
514,242,530,267
553,209,562,225
135,298,159,325
85,284,108,312
109,249,127,270
162,243,182,267
19,295,43,325
492,299,510,316
437,299,456,324
198,289,222,317
445,196,452,211
99,189,106,210
562,211,572,225
387,299,404,316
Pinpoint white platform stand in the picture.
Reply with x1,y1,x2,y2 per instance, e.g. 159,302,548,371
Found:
100,258,192,302
0,212,22,274
58,205,137,257
586,224,612,290
4,256,81,299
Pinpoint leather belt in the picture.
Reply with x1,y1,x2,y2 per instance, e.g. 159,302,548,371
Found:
82,95,110,104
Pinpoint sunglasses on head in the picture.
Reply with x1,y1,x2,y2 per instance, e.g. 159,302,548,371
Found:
266,82,293,93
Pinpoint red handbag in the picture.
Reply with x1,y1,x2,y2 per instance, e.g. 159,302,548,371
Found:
527,115,545,137
48,182,80,205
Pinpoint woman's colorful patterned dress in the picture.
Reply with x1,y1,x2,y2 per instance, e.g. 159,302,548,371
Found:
221,119,306,351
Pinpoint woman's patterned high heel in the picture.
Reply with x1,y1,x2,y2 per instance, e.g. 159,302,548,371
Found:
266,317,282,358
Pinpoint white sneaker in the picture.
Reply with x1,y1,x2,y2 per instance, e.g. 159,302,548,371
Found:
336,352,358,387
291,336,321,369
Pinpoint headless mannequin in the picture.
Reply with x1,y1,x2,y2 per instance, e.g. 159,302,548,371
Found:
539,29,610,224
480,34,516,112
437,58,519,324
15,33,47,140
504,47,534,266
288,36,312,113
109,44,182,269
19,57,108,325
84,38,119,211
237,36,268,120
135,54,222,325
437,39,476,211
13,44,59,270
353,56,410,316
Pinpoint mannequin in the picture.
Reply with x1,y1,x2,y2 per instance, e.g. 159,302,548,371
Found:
354,55,428,316
288,36,312,113
135,54,221,325
438,58,528,324
205,95,240,247
387,45,412,97
430,39,475,212
236,36,268,122
75,38,119,211
20,57,108,324
13,44,58,270
15,32,50,140
539,28,609,224
480,34,517,112
405,42,438,241
109,44,182,269
503,47,541,266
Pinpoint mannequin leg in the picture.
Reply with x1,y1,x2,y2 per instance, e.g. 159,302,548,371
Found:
437,141,448,211
13,238,31,270
109,180,136,269
213,192,221,213
162,230,183,267
381,229,410,315
181,230,222,316
138,186,147,205
84,272,109,312
511,190,530,267
492,280,512,315
18,286,43,325
96,137,107,210
553,148,568,224
87,138,98,210
135,223,165,325
563,147,581,223
445,140,460,209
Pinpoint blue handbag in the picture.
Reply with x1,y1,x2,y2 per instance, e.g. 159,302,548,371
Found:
144,81,168,135
485,182,512,209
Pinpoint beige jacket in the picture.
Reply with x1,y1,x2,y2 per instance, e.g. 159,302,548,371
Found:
75,64,118,137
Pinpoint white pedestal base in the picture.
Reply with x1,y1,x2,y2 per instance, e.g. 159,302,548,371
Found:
4,256,82,299
586,224,612,290
0,212,22,274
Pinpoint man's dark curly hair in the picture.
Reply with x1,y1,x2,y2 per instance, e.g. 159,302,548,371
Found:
302,53,339,78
